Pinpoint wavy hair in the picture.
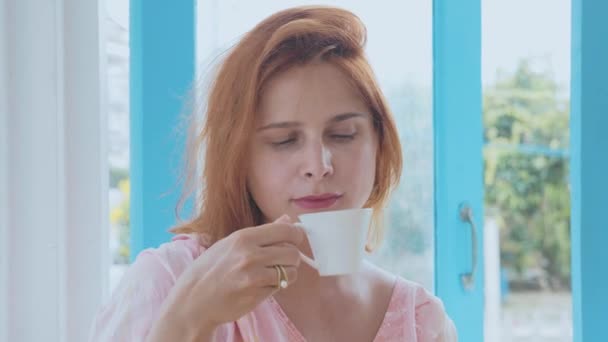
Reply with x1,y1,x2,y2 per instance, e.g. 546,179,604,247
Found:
172,6,402,251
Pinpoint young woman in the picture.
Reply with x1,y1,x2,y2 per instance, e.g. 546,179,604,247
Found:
91,6,457,341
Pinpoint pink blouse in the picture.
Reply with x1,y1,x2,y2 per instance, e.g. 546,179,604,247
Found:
89,234,457,341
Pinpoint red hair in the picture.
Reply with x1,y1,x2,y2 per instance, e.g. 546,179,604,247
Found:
173,6,402,251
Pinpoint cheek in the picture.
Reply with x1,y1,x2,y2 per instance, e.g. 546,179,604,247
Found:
247,149,293,202
344,137,376,171
355,147,377,185
335,140,377,190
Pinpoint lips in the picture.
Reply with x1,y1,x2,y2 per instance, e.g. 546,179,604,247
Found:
292,193,342,210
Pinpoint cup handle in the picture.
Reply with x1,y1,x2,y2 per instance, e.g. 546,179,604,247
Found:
299,251,318,270
294,223,318,270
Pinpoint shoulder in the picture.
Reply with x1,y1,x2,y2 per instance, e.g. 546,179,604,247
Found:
89,234,206,341
361,263,458,341
393,277,458,341
124,233,205,288
142,234,207,278
114,233,206,302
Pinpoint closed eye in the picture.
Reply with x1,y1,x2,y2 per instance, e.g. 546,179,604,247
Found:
272,137,296,147
330,133,357,141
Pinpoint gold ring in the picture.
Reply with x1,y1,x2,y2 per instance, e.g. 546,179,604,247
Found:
274,265,281,289
274,265,288,289
278,265,288,288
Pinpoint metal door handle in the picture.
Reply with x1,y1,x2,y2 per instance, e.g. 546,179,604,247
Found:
459,203,477,290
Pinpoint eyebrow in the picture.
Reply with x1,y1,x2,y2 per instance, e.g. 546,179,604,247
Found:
256,112,367,132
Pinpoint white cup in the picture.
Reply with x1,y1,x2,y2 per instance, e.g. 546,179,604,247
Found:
296,208,372,276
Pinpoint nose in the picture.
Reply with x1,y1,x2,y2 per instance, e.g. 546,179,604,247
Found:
301,140,334,180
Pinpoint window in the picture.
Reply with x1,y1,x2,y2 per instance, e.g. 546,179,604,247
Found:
197,0,435,289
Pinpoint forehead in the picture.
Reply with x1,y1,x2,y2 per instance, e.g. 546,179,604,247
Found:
257,62,369,124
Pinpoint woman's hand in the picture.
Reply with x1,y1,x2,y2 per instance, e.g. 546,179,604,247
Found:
148,215,304,340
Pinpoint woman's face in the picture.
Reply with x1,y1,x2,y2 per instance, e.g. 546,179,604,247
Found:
247,61,378,223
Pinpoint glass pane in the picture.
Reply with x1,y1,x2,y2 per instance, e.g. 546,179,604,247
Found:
104,0,131,292
482,0,572,340
197,0,434,290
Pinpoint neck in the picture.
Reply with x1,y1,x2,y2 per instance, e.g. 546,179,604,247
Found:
274,240,364,302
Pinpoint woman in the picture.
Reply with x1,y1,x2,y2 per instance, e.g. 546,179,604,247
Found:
91,6,457,341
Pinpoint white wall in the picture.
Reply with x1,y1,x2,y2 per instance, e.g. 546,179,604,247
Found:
0,0,108,341
1,1,9,340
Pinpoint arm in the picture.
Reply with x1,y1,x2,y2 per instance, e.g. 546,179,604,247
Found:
146,309,217,342
146,272,219,342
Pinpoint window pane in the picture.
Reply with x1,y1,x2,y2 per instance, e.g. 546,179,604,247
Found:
482,0,572,340
197,0,435,290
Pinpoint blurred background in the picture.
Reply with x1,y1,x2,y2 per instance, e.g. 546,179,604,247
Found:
105,0,571,341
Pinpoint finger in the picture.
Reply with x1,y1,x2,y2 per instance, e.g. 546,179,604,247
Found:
252,282,288,301
260,265,298,289
250,266,299,301
257,245,302,267
250,221,305,247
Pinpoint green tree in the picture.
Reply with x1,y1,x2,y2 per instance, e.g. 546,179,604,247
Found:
484,60,570,290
